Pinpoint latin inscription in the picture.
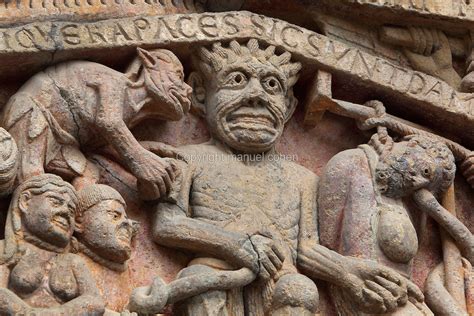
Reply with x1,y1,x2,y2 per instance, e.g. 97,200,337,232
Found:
0,11,472,119
353,0,472,17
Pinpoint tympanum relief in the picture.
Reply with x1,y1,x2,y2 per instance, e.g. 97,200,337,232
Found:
0,1,472,315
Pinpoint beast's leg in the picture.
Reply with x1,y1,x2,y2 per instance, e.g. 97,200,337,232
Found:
270,274,319,316
9,123,47,182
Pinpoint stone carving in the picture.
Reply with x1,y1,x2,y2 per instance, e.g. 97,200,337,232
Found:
2,11,474,144
74,184,139,272
127,40,439,316
318,129,474,315
379,25,474,188
138,39,320,315
2,47,192,199
0,173,104,315
401,28,461,90
0,2,473,315
0,128,18,197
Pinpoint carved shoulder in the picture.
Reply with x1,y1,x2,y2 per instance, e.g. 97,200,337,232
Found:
318,148,371,250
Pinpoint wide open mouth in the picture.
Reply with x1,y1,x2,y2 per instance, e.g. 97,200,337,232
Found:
225,106,277,132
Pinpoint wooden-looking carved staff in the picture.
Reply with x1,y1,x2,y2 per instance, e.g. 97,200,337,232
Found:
306,69,474,315
304,70,474,188
422,184,473,315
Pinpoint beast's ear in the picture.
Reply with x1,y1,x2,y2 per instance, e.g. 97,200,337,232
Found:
187,72,207,117
284,92,298,123
137,48,158,69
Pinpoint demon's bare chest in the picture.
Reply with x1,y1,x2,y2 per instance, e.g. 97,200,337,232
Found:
189,156,302,238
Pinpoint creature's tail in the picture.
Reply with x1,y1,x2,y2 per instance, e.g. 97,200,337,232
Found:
0,128,18,197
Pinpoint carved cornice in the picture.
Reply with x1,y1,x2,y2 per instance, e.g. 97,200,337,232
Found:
0,0,204,25
0,11,471,144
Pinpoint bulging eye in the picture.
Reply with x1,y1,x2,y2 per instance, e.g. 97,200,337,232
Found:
223,71,248,88
422,167,432,177
262,76,283,94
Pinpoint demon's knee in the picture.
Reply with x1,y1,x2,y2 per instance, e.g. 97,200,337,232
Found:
271,274,319,315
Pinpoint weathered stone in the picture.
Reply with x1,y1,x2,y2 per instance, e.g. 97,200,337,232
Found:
0,11,472,146
0,1,472,315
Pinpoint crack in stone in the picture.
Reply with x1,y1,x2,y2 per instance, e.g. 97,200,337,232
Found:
46,71,83,144
91,155,137,192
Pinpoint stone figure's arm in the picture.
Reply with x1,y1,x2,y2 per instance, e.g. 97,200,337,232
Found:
154,203,258,271
152,162,258,272
316,149,357,250
89,81,177,200
297,170,357,290
413,189,474,265
297,151,424,314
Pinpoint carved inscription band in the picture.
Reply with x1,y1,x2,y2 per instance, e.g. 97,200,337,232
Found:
1,11,473,133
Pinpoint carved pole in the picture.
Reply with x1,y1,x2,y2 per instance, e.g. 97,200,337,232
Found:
305,70,474,187
441,184,467,310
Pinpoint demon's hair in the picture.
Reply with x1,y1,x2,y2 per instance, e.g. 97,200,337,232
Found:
194,39,302,88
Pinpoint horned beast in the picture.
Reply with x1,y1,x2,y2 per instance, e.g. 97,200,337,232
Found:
3,47,192,200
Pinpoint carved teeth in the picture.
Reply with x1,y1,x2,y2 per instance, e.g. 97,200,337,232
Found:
228,122,276,134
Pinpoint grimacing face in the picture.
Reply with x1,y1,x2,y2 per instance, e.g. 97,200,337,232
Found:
144,52,192,121
204,59,291,153
79,200,137,263
375,143,440,198
20,189,75,248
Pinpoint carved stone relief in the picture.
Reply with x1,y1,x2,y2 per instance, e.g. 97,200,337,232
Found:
0,1,472,315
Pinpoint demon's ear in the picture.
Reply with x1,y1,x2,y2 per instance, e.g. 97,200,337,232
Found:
187,72,207,117
137,47,159,69
284,92,298,123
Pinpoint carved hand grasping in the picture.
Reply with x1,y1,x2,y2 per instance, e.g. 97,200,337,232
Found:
344,258,424,314
403,27,461,89
134,154,179,201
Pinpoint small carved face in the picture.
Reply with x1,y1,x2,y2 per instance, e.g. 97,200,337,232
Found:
139,49,193,121
375,141,453,198
79,200,138,264
20,189,75,248
204,60,290,153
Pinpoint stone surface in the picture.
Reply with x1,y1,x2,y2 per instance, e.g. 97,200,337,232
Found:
0,0,472,315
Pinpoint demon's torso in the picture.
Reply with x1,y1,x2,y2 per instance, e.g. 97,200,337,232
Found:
176,141,317,264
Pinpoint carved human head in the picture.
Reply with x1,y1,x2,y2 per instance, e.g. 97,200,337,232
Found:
129,47,192,121
15,174,77,249
375,135,455,198
75,184,139,266
188,39,301,154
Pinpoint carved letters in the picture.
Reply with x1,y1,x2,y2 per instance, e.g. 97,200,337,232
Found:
0,11,472,145
0,2,472,316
